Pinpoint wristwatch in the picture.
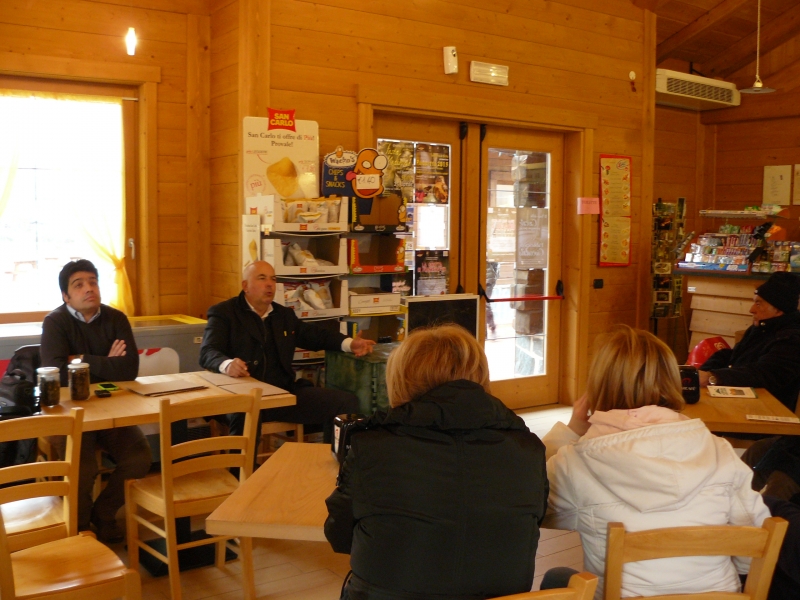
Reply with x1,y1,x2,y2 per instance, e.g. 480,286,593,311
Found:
708,374,718,386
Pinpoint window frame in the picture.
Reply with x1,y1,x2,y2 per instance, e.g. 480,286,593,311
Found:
0,55,161,324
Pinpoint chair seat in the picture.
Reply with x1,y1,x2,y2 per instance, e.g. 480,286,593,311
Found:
131,469,239,512
12,532,129,598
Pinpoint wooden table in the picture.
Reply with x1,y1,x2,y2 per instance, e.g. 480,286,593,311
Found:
682,388,800,435
206,442,338,542
41,372,296,430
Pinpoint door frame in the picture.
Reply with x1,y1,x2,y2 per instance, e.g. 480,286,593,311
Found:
357,85,597,406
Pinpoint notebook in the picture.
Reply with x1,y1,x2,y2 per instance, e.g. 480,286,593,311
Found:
125,380,208,397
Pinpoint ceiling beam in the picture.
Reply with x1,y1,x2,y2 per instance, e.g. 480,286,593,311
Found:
657,0,751,64
703,2,800,78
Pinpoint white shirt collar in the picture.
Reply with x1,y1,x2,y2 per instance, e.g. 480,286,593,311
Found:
245,298,273,320
65,303,101,323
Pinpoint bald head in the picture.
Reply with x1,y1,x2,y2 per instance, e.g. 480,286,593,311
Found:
242,261,276,313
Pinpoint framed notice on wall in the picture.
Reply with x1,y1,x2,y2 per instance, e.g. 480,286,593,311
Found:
599,154,632,267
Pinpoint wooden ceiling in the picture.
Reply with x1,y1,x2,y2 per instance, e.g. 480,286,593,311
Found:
646,0,800,92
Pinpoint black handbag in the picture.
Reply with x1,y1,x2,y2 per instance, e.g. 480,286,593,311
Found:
0,344,41,417
0,370,36,418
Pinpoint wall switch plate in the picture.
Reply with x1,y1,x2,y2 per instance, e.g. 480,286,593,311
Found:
593,279,604,289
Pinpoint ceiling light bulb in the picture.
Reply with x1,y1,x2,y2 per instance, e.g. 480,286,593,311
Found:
125,28,137,56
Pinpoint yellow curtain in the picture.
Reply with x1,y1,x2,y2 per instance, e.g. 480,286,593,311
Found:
80,97,135,316
0,89,135,315
0,96,21,220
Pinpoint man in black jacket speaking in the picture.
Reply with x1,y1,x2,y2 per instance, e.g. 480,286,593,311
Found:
199,261,373,442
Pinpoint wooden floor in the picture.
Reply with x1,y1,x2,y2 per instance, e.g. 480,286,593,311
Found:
113,404,581,600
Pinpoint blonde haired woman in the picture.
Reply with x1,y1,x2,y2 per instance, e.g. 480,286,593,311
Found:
543,325,769,599
325,324,549,600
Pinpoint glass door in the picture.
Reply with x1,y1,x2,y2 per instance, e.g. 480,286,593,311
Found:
481,129,563,408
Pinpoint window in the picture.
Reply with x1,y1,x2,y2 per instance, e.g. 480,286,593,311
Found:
0,91,133,317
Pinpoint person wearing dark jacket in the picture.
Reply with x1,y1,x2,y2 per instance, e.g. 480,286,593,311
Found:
40,259,151,543
199,261,373,442
699,272,800,411
762,495,800,600
699,272,800,500
324,324,549,600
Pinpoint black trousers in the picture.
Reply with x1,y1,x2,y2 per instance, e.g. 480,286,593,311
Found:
227,383,359,444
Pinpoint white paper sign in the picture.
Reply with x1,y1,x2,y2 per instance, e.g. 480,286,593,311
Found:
243,117,319,199
763,165,792,206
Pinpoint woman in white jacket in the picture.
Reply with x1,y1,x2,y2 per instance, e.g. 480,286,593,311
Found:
543,325,770,600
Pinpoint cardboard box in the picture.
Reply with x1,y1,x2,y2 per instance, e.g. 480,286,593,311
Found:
242,215,261,271
245,195,275,228
293,348,326,361
262,237,348,276
274,279,348,319
345,316,405,343
268,196,349,233
349,192,408,233
348,235,406,274
348,287,402,315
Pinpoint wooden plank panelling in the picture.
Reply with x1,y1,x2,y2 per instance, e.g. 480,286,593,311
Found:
187,14,211,318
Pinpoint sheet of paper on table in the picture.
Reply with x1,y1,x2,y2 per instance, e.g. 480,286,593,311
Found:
707,386,757,398
218,382,289,396
125,380,208,396
196,371,244,386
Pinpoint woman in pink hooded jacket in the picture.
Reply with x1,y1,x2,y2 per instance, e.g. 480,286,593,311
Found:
542,325,770,600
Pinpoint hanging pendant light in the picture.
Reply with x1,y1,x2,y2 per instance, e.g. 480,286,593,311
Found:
740,0,775,94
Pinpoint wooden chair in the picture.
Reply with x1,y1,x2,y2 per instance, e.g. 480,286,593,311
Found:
491,572,598,600
257,421,303,462
125,390,261,600
0,408,141,600
604,518,788,600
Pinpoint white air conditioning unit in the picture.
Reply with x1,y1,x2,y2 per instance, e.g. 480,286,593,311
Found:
656,69,741,111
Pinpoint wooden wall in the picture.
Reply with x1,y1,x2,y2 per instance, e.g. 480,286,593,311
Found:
703,29,800,235
652,105,702,361
208,0,657,357
0,0,211,318
210,0,241,305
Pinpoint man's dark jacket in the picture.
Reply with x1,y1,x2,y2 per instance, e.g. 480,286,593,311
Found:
700,312,800,411
324,380,549,600
40,303,139,385
198,292,346,389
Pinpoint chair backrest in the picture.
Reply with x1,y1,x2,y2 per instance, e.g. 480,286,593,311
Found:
604,518,788,600
137,347,180,376
491,572,598,600
0,408,83,596
158,390,260,498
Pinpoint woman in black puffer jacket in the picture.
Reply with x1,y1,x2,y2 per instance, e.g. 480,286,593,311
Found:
324,324,549,600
